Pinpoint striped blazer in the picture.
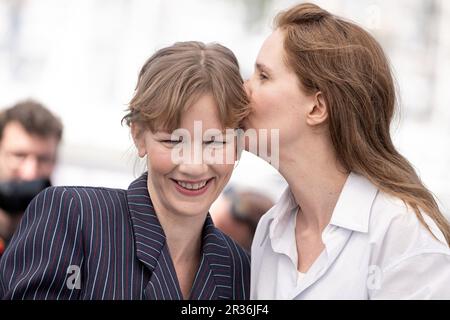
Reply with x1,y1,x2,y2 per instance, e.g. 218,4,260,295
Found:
0,173,250,300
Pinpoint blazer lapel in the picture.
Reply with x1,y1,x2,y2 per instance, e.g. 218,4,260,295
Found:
127,173,183,300
189,215,233,300
144,244,184,300
127,173,164,271
127,173,234,300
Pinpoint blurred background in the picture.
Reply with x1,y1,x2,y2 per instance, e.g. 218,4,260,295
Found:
0,0,449,217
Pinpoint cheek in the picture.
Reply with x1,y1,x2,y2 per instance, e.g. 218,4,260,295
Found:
251,85,282,116
147,148,174,177
212,164,234,185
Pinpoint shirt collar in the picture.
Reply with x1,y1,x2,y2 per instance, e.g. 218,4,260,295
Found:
259,172,379,247
259,187,298,257
329,172,379,233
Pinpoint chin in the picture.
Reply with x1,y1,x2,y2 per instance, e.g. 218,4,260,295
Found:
175,202,211,218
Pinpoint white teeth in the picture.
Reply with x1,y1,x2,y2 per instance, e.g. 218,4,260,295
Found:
177,180,208,190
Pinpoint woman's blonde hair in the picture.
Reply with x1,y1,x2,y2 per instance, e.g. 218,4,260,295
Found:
123,41,249,132
275,3,450,245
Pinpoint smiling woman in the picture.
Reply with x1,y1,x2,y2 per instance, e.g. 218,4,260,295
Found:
132,94,234,220
0,41,251,300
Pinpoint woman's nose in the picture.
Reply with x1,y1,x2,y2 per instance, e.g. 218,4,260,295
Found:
177,162,209,178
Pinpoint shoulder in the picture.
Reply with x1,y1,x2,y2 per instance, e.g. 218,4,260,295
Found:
0,185,129,299
21,186,79,221
55,185,127,203
46,185,128,213
367,191,450,268
22,185,129,234
18,184,128,225
30,185,127,204
369,191,447,245
367,192,450,298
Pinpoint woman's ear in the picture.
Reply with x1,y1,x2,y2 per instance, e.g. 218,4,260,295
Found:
131,123,147,158
306,91,328,127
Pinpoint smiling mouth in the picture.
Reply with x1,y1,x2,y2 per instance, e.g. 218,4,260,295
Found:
170,178,214,193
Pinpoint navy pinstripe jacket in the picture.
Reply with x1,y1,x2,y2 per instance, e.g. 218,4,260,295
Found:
0,173,250,300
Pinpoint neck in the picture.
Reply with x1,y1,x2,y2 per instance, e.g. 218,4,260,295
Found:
164,215,203,263
278,136,349,232
147,182,204,263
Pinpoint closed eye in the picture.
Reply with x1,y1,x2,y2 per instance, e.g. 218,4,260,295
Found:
255,62,271,82
160,139,183,145
204,140,226,145
259,72,269,81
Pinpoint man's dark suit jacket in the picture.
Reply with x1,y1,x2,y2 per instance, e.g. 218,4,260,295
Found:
0,173,250,300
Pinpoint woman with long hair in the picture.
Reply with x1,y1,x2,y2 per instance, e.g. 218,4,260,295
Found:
245,3,450,299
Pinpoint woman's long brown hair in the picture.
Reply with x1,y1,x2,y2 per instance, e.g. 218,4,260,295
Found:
275,3,450,245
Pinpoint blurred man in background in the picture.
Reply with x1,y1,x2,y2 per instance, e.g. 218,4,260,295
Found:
0,99,63,256
211,187,273,253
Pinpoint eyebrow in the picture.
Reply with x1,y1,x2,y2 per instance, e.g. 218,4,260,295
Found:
255,62,272,74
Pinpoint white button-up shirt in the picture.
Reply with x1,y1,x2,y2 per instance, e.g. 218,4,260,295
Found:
251,173,450,299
